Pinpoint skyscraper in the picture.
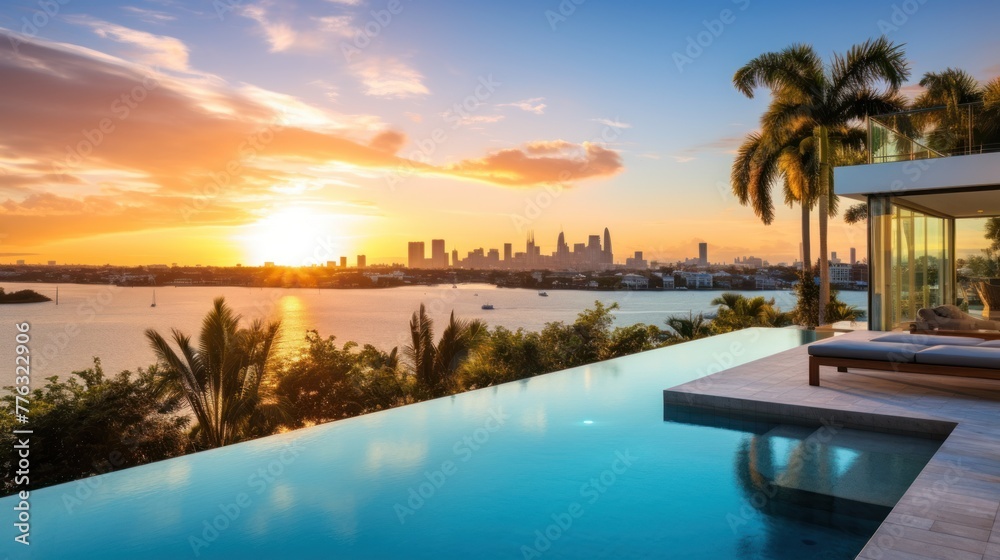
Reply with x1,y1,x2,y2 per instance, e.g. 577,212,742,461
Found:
357,255,366,268
339,256,347,268
408,241,425,269
699,242,708,266
587,235,602,264
431,239,447,268
556,230,570,264
503,243,512,263
603,227,613,265
850,248,857,265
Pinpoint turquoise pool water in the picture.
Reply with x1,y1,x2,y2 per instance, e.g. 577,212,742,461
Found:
1,328,941,559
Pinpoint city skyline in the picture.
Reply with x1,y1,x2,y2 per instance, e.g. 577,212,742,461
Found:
0,1,997,267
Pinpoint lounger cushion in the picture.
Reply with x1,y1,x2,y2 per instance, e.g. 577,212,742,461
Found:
808,340,926,362
914,345,1000,369
977,340,1000,348
871,334,985,346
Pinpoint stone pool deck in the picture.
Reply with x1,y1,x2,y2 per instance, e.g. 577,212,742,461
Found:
663,330,1000,560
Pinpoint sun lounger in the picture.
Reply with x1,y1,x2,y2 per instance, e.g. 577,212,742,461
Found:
807,334,1000,386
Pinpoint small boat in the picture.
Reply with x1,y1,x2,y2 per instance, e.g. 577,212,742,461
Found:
151,290,157,308
676,287,688,291
538,291,548,297
481,304,494,310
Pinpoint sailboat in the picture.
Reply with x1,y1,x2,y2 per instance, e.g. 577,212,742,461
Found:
151,290,157,308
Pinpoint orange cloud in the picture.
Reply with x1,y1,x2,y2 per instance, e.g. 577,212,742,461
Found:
0,30,625,247
443,141,623,186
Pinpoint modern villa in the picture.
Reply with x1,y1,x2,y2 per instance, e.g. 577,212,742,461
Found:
837,101,1000,331
5,106,1000,560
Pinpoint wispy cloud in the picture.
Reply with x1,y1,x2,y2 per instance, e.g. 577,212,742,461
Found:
680,135,745,159
309,79,340,103
499,97,546,115
442,113,505,127
591,118,631,129
122,6,177,24
65,16,190,71
354,58,430,98
241,3,353,53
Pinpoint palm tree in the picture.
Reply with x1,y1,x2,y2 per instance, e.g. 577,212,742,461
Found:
733,37,910,324
711,292,791,332
405,304,486,396
732,118,821,279
913,68,984,154
663,312,713,343
145,297,284,448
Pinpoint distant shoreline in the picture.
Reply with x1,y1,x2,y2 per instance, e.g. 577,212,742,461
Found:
0,279,869,293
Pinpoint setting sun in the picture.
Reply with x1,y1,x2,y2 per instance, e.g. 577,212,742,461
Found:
239,206,341,266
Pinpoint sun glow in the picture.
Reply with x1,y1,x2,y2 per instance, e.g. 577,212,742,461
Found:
239,206,341,266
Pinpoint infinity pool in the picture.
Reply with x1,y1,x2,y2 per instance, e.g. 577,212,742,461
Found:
1,328,941,559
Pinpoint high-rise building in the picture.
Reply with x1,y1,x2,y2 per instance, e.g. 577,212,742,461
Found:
340,256,347,268
357,255,366,268
603,227,613,265
850,248,857,265
587,234,601,264
431,239,447,268
408,241,425,269
452,249,459,268
699,242,708,265
503,243,512,263
556,231,570,264
326,261,337,268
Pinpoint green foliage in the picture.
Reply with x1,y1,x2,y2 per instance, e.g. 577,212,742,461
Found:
0,359,189,495
825,300,866,323
792,272,865,326
602,323,664,359
405,305,487,397
145,297,285,449
461,302,662,390
538,301,618,370
663,312,714,343
277,332,411,426
710,293,792,333
461,326,547,389
843,203,869,224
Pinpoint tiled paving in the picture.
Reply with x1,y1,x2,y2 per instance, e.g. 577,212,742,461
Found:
663,330,1000,560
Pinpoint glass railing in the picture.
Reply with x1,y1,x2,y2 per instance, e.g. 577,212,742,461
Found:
868,102,1000,164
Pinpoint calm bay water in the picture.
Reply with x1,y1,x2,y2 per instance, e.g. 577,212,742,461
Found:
0,282,866,386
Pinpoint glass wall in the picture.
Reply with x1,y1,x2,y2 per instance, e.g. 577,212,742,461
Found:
869,197,954,330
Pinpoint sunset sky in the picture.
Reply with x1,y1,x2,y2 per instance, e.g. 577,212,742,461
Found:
1,0,998,266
